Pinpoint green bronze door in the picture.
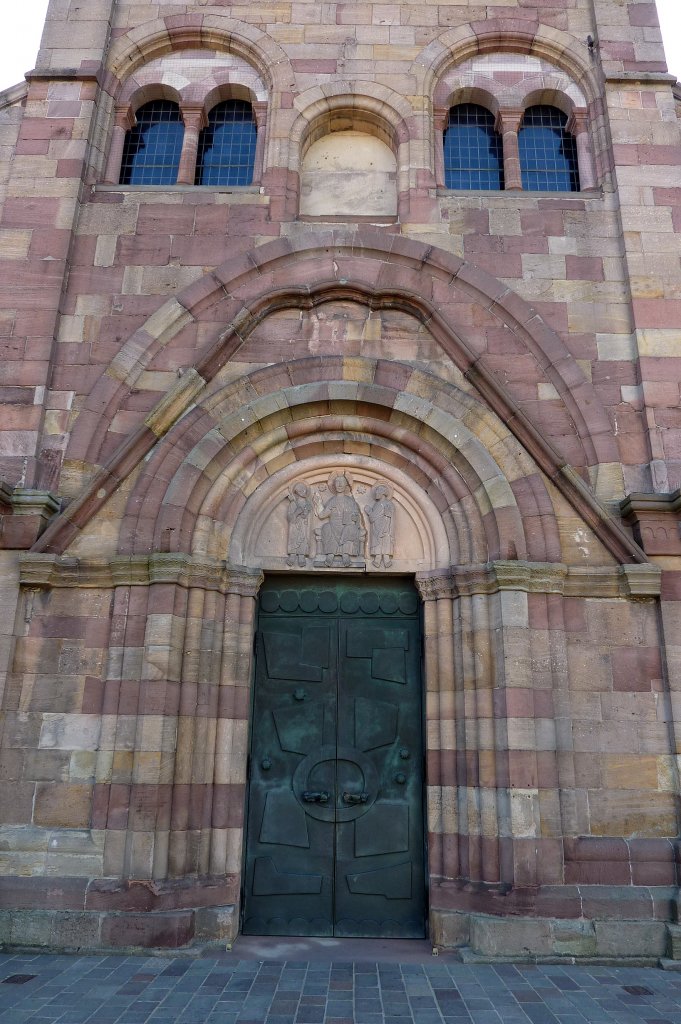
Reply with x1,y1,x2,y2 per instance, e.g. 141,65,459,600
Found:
242,577,426,938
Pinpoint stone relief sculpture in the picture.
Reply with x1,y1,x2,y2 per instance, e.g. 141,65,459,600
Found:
281,473,400,569
286,482,312,566
364,483,395,568
313,473,366,567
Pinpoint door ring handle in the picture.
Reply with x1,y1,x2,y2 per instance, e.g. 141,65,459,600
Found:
342,791,369,805
302,790,330,804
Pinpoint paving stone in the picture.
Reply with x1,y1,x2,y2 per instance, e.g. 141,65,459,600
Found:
0,954,680,1024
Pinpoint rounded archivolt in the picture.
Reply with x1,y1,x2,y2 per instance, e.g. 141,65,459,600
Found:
106,359,557,570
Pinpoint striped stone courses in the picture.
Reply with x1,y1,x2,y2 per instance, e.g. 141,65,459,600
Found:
0,0,679,953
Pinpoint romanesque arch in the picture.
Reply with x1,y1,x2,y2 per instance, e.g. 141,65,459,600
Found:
45,231,638,563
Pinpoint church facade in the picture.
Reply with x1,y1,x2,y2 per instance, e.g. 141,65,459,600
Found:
0,0,680,959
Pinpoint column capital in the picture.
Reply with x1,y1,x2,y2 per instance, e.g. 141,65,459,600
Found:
252,101,268,128
223,564,264,598
415,570,455,602
113,104,136,132
180,103,208,131
433,106,449,133
495,107,524,134
566,108,589,136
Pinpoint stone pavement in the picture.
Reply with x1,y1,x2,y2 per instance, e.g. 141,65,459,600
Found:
1,940,681,1024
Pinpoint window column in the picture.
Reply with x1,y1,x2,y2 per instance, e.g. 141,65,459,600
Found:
495,108,524,191
252,101,268,185
433,107,448,189
104,105,135,185
567,109,596,190
177,103,208,185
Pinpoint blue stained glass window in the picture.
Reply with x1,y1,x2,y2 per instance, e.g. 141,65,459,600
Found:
443,104,504,191
195,100,257,186
518,106,580,192
119,101,184,185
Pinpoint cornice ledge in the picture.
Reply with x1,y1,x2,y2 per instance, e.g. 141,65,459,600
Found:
25,68,101,83
19,553,265,595
620,490,681,557
10,489,62,519
419,562,660,599
618,563,662,597
489,561,567,594
19,554,110,589
621,490,681,517
0,81,29,112
605,72,676,85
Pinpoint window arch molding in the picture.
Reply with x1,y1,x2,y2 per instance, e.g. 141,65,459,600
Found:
517,104,581,192
100,18,281,189
104,68,267,187
415,21,600,109
108,86,185,187
290,88,411,171
104,18,292,98
435,69,596,192
518,88,594,191
435,88,500,189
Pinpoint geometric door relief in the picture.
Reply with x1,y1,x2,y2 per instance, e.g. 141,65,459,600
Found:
242,577,426,938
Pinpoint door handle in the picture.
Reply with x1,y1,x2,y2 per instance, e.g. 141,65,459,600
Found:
302,790,330,804
342,791,369,805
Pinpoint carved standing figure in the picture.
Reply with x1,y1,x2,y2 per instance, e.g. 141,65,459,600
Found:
286,482,312,566
314,473,365,566
365,483,395,568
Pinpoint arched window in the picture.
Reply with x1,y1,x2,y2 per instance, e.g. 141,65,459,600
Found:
518,106,579,192
443,104,504,191
119,101,184,186
195,100,257,186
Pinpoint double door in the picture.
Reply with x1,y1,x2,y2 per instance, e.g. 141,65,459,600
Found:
243,578,426,938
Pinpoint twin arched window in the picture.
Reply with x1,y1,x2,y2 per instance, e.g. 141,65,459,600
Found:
119,99,257,186
116,97,584,193
443,103,580,193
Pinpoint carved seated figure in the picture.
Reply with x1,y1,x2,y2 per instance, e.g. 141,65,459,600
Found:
314,473,366,566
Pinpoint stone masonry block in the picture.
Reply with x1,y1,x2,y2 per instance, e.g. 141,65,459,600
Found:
470,915,554,957
594,920,668,958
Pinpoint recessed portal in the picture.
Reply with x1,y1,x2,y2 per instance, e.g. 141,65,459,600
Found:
242,576,426,938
